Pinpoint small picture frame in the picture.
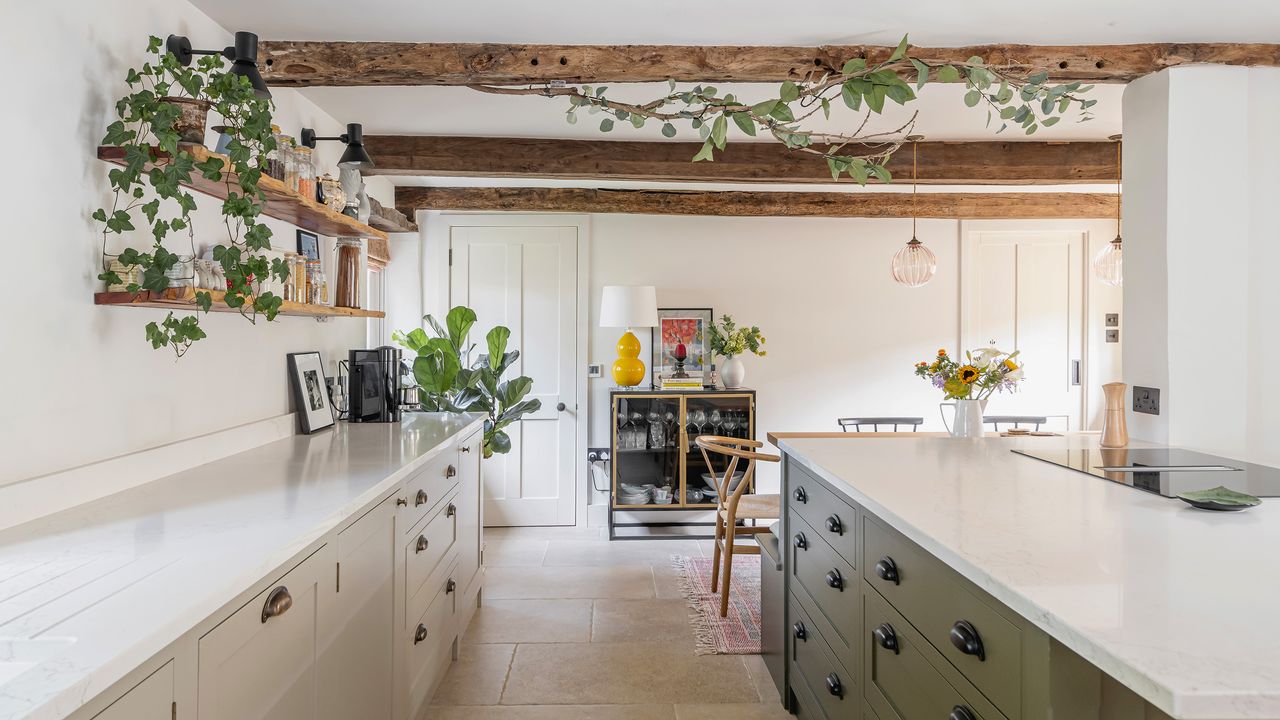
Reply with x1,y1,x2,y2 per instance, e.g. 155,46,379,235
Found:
287,352,335,434
651,308,713,385
296,229,320,261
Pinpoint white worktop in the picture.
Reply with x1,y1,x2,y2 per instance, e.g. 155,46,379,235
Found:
779,434,1280,720
0,413,483,720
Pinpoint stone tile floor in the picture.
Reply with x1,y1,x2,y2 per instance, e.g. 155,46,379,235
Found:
428,526,791,720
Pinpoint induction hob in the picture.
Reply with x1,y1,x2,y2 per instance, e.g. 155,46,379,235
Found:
1012,447,1280,498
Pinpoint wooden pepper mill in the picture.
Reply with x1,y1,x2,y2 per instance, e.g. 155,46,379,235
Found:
1100,382,1129,448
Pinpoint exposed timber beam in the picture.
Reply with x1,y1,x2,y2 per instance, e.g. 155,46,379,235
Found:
396,187,1117,219
259,41,1280,86
364,136,1115,185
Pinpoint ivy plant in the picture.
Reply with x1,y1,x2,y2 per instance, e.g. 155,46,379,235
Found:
474,34,1098,183
96,35,287,357
394,306,543,458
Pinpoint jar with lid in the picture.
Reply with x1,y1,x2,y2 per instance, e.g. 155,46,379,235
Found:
281,251,297,301
265,125,286,181
283,138,300,194
293,254,309,303
319,174,345,213
295,146,316,202
306,259,322,304
334,238,362,309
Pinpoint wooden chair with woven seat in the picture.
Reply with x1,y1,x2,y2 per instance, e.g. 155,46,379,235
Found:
695,435,781,617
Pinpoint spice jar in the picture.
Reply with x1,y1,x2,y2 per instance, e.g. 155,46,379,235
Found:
283,138,300,194
281,252,297,301
295,145,315,201
334,238,362,309
265,125,286,181
306,259,322,304
293,254,309,303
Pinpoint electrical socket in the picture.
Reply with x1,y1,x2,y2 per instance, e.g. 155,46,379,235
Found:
1133,386,1161,415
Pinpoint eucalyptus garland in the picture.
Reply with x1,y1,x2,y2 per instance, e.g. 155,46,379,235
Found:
473,35,1098,182
96,36,287,357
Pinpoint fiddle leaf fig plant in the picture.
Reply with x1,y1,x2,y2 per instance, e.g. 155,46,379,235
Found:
95,35,287,358
394,306,543,458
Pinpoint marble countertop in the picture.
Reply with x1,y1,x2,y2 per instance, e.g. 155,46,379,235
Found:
779,434,1280,720
0,413,483,720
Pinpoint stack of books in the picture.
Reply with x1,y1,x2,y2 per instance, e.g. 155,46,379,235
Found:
658,374,705,390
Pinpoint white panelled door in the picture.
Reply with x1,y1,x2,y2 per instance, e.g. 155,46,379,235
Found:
963,231,1085,429
451,225,577,526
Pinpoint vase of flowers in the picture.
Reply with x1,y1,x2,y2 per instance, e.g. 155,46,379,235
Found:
915,345,1023,438
708,315,766,389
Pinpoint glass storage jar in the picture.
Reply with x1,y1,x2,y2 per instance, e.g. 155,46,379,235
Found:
334,238,362,309
295,146,315,202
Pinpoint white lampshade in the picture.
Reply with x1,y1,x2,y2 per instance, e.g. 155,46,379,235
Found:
599,285,658,328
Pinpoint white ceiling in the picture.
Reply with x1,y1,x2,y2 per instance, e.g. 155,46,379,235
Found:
191,0,1279,45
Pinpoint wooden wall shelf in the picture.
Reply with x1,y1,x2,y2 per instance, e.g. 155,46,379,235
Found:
96,145,388,241
94,288,385,319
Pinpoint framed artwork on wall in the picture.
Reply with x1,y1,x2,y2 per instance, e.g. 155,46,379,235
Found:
296,229,320,261
287,351,335,434
651,308,713,384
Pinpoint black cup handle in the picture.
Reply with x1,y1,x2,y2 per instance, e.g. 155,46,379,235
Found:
874,556,900,585
793,621,808,641
825,673,843,698
824,514,843,534
873,623,899,654
793,487,807,503
824,568,844,590
793,533,808,550
950,620,986,661
950,706,976,720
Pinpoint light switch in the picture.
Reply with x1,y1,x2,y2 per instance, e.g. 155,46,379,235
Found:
1105,313,1120,327
1105,328,1119,343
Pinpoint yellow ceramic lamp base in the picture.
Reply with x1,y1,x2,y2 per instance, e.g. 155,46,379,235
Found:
611,330,646,386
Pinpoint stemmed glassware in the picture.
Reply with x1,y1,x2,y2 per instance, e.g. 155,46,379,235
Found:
647,409,665,449
664,410,677,448
691,409,708,440
721,412,738,438
709,409,722,436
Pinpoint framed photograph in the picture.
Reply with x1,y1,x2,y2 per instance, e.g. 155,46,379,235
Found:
651,308,713,384
296,229,320,261
287,352,335,434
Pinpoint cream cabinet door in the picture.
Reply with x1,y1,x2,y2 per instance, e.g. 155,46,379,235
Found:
198,549,326,720
319,495,397,720
454,431,484,598
92,661,173,720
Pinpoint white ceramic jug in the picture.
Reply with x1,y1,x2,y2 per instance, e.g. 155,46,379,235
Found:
940,399,985,439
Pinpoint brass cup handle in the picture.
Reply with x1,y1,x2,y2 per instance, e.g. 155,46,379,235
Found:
416,535,429,553
415,489,429,507
446,503,457,518
261,586,292,623
446,465,457,478
414,623,428,644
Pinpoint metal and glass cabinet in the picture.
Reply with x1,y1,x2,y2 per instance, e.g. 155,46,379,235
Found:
608,388,756,539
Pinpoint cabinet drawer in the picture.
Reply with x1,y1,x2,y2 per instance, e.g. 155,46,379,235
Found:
406,561,459,714
788,460,859,569
92,661,173,720
788,659,827,720
405,492,459,618
863,517,1022,716
400,452,459,532
790,595,857,720
790,512,859,655
865,587,1004,720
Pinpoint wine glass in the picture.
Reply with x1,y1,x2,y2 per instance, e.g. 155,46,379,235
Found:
692,409,708,439
664,410,677,447
721,413,738,438
709,409,722,436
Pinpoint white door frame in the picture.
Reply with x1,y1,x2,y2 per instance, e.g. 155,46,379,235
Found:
422,211,591,528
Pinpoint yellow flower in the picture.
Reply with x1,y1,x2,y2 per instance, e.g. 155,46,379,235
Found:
1002,359,1019,372
958,365,980,383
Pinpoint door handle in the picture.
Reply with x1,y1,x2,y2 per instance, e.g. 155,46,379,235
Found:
414,623,428,644
1072,359,1081,386
556,402,567,412
873,623,899,653
415,489,429,506
950,620,986,661
261,586,292,623
446,465,457,478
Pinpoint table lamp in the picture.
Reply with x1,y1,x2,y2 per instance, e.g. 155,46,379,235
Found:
599,285,658,387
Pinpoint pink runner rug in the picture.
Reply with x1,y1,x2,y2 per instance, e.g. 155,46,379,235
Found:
673,554,761,655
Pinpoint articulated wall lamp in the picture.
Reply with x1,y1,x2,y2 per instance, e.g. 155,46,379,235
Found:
166,31,271,99
301,124,375,169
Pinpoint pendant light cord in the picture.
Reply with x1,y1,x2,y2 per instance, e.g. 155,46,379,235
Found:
912,139,919,239
1114,138,1122,240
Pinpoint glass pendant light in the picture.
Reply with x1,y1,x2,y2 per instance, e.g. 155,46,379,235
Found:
891,136,937,287
1093,135,1124,287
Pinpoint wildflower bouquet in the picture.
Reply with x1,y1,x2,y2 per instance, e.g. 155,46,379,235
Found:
707,315,766,359
914,345,1023,400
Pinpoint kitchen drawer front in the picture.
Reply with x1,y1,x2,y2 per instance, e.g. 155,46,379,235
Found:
864,587,1004,720
400,452,459,532
790,595,857,720
790,511,859,655
404,491,460,617
863,516,1022,715
406,561,459,715
788,461,859,569
789,663,828,720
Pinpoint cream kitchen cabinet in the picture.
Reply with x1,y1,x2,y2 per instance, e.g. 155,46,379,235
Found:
90,661,173,720
453,431,484,609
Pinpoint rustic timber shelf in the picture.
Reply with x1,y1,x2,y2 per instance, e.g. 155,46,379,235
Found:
96,145,388,241
94,288,385,319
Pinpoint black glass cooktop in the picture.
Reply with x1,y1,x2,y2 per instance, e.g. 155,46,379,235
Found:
1013,447,1280,498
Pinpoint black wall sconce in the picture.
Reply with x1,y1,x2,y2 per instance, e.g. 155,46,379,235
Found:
166,31,271,99
300,123,374,169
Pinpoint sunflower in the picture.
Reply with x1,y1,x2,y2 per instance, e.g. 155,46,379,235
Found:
958,365,980,383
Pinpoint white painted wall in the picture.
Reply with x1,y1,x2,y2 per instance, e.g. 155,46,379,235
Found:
1123,66,1280,466
0,0,392,486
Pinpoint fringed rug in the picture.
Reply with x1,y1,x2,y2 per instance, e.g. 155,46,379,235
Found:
673,554,761,655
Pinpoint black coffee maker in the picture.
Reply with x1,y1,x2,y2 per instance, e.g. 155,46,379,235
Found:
348,346,402,423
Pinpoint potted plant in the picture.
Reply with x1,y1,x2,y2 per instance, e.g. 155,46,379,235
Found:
914,346,1022,438
95,35,286,357
707,315,766,389
393,306,542,458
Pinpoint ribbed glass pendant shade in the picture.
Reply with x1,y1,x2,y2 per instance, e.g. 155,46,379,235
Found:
1093,236,1123,287
891,238,937,287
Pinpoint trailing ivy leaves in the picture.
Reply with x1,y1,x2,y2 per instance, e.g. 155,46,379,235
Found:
94,35,280,357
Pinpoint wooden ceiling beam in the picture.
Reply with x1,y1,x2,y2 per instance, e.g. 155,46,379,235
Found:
395,187,1117,219
258,41,1280,86
364,136,1115,185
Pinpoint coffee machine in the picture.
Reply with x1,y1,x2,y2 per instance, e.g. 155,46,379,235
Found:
348,346,402,423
